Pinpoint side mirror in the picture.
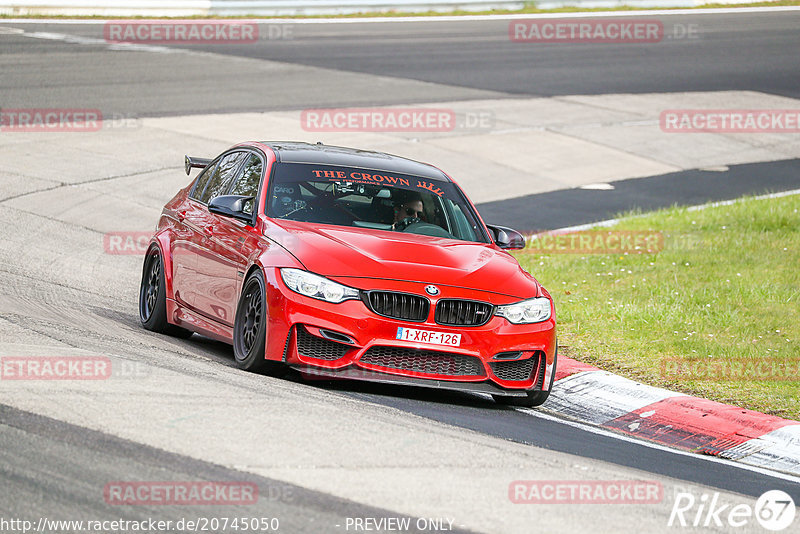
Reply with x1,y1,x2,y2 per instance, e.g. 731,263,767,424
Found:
486,224,526,250
208,195,254,224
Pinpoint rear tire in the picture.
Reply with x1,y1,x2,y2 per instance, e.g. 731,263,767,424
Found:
139,247,193,338
492,348,557,407
233,270,286,376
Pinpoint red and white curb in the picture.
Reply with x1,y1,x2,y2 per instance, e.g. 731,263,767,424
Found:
545,357,800,476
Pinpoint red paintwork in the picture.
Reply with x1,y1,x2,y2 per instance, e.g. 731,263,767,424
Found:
150,142,557,393
265,219,541,300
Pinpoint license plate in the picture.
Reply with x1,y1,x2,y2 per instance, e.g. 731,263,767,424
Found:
396,327,461,347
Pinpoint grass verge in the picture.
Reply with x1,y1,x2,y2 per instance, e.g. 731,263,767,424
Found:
514,192,800,420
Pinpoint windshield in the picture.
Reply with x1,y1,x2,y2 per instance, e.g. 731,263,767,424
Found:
266,163,489,243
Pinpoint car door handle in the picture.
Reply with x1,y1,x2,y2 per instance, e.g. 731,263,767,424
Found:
176,209,187,222
201,225,214,237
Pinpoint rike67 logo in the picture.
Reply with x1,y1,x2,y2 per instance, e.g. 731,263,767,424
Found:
669,490,796,531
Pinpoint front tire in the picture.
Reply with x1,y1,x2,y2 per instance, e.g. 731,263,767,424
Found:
139,247,193,338
233,270,286,375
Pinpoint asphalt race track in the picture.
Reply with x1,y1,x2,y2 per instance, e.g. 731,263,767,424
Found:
1,10,800,534
477,159,800,231
2,12,800,115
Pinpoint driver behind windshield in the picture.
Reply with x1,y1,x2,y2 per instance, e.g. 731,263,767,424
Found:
267,162,488,243
392,191,425,231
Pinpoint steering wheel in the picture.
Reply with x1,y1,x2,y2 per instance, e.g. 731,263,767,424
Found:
400,221,457,239
394,216,422,232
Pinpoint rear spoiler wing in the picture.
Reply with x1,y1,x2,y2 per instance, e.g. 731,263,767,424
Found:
185,155,212,175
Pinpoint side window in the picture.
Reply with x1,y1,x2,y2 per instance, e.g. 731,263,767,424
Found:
189,161,218,202
196,151,247,204
228,154,263,215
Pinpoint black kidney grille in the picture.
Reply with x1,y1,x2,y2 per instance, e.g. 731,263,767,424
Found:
360,346,485,377
363,291,429,322
296,326,351,361
434,299,493,326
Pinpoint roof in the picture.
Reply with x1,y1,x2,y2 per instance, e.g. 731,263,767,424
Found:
258,141,451,182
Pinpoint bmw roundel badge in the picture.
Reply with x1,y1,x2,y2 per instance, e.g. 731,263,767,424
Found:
424,285,440,296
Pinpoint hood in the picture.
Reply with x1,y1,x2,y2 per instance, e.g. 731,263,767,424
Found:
267,220,541,299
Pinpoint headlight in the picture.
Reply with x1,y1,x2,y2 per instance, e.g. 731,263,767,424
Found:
280,268,360,303
495,297,551,324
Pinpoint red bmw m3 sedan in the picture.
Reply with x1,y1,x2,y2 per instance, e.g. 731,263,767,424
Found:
139,142,557,406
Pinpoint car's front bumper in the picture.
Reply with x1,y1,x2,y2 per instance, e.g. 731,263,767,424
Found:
263,268,557,394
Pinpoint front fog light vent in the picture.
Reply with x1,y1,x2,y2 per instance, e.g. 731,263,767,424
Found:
318,329,355,345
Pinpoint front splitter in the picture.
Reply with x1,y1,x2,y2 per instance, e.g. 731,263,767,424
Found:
292,365,529,397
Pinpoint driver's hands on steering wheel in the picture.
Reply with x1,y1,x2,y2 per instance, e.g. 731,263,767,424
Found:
393,216,421,232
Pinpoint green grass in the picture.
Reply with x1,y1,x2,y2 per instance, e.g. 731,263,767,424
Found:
2,0,797,19
514,193,800,420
